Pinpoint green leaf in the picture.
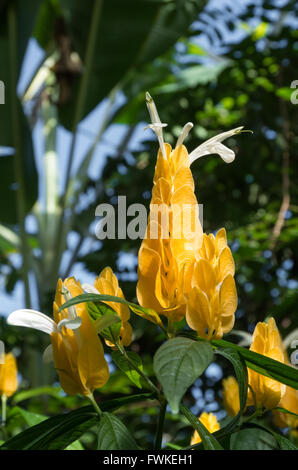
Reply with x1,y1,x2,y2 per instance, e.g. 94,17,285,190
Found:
0,1,39,223
214,348,248,438
97,412,138,450
88,301,122,342
12,385,63,404
94,312,121,334
212,338,298,389
273,406,298,419
57,0,205,129
230,427,278,450
59,293,165,331
180,404,223,450
250,421,298,450
111,351,144,389
153,337,214,413
8,406,47,427
1,393,154,450
66,440,84,450
154,61,231,94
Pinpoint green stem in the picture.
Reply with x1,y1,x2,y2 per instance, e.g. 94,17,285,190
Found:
1,395,7,440
8,2,31,308
116,342,161,398
154,398,167,450
242,408,262,424
88,392,102,418
167,317,177,338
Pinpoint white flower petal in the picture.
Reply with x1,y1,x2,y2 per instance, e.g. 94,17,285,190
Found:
57,316,82,332
176,122,193,148
82,283,100,295
7,309,57,335
144,123,167,131
146,91,162,125
145,92,167,160
42,344,54,364
189,126,243,164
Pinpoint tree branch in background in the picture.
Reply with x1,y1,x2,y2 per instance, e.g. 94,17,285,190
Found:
270,72,291,250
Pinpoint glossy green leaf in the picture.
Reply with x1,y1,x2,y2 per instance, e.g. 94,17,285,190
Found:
230,427,278,450
0,393,154,450
154,337,214,413
213,348,248,438
97,412,138,450
111,351,144,389
212,338,298,389
57,0,206,128
59,293,165,331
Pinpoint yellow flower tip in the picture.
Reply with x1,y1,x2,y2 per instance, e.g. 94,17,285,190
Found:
0,352,18,398
247,317,286,410
222,376,240,416
190,412,220,445
94,266,132,348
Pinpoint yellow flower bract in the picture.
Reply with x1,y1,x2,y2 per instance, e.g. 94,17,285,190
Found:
137,143,202,323
94,267,132,348
51,277,109,396
137,143,237,339
0,352,18,398
247,317,286,410
190,412,220,445
222,376,241,416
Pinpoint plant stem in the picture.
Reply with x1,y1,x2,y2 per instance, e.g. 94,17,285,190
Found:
88,392,102,418
8,2,31,308
116,342,161,398
154,398,166,450
1,395,7,440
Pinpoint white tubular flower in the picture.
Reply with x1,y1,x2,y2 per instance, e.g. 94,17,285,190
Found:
189,126,244,164
82,283,100,295
7,292,82,363
145,92,168,160
7,309,58,335
175,122,194,148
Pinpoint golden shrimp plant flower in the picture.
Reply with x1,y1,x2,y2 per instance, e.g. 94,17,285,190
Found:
82,266,132,348
137,93,240,330
222,376,240,416
190,412,220,445
185,229,237,340
247,317,286,410
7,277,109,397
0,352,18,398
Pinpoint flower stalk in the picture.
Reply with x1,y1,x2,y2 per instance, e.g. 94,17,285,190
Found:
87,392,102,418
115,341,161,399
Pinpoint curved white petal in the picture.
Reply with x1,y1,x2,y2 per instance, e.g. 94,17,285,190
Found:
7,309,57,335
209,142,236,163
145,92,167,160
176,122,193,148
57,316,82,332
42,344,54,363
82,283,100,295
189,126,243,164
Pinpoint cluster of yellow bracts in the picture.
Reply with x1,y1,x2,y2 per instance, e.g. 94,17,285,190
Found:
137,142,237,340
